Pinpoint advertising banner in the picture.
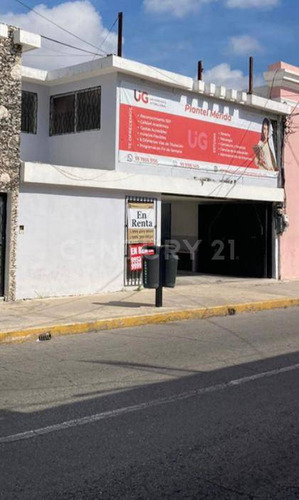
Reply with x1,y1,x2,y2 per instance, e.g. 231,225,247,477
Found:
129,244,154,271
125,199,157,282
119,82,278,178
127,201,155,244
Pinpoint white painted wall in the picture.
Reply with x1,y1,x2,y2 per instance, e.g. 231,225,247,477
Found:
171,201,198,238
16,185,162,299
21,73,118,170
16,186,125,299
170,201,198,255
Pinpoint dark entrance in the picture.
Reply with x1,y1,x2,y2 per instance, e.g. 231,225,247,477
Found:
198,202,273,278
0,194,7,296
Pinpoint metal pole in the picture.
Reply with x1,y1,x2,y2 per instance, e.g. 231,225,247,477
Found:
197,60,203,81
248,56,253,95
155,285,163,307
155,246,163,307
117,12,123,57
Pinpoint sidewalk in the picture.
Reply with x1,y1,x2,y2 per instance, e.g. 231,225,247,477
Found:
1,276,299,344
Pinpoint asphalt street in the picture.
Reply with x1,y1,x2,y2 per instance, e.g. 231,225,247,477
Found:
1,308,299,499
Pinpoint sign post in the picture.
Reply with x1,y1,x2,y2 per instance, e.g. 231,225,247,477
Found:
155,246,163,307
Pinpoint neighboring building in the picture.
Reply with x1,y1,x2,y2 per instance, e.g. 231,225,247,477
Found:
0,23,298,301
0,25,40,300
262,62,299,280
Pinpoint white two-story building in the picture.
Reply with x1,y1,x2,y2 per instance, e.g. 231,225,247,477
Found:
1,25,296,300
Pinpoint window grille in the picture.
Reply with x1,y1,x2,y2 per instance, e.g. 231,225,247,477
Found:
21,91,38,134
50,86,101,136
50,94,75,135
77,88,101,132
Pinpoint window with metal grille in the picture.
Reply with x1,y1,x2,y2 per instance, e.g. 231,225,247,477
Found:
50,87,101,136
21,91,38,134
50,93,75,136
77,88,101,132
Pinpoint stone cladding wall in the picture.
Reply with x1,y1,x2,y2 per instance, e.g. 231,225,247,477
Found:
0,26,22,300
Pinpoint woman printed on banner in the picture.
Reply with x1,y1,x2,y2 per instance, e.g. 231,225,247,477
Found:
253,117,277,171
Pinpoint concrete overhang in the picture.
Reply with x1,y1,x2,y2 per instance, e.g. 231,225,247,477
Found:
261,62,299,105
264,68,299,93
21,66,48,83
21,162,285,204
14,29,41,52
0,24,9,38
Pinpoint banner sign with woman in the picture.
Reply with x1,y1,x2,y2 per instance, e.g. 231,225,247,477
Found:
119,81,279,179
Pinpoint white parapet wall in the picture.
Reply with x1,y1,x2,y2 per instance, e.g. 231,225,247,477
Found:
0,24,9,38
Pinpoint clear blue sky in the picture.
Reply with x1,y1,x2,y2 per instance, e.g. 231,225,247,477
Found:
1,0,298,88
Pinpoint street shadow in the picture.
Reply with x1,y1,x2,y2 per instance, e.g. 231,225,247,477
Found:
78,359,200,377
1,350,299,436
1,350,299,498
92,301,155,308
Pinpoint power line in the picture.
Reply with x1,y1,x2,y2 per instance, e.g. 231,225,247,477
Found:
92,16,118,61
25,41,96,57
15,0,105,54
26,54,95,57
36,42,83,55
40,35,103,57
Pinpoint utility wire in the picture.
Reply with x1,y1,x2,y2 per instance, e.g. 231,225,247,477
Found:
26,54,95,57
25,41,96,57
40,35,103,56
92,16,118,61
34,41,87,55
15,0,105,54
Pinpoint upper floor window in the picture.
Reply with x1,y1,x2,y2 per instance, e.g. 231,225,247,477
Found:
50,86,101,136
21,91,38,134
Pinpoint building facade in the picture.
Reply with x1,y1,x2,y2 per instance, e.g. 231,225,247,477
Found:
0,23,298,301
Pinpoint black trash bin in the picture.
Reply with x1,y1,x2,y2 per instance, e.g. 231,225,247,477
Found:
143,251,159,289
163,251,178,288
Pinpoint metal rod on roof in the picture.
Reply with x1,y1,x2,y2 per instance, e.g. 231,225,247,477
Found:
248,56,254,94
117,12,123,57
197,60,203,81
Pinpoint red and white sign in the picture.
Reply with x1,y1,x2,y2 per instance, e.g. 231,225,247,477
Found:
129,244,154,271
119,82,278,177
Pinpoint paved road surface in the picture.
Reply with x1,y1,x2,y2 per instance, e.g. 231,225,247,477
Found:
1,308,299,499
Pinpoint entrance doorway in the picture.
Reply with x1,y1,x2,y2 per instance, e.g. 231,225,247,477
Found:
162,200,198,272
162,197,274,279
0,194,7,296
198,202,273,278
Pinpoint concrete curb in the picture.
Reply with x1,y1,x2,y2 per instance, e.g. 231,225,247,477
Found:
1,297,299,345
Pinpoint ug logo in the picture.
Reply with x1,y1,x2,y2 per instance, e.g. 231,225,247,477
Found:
134,90,149,104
